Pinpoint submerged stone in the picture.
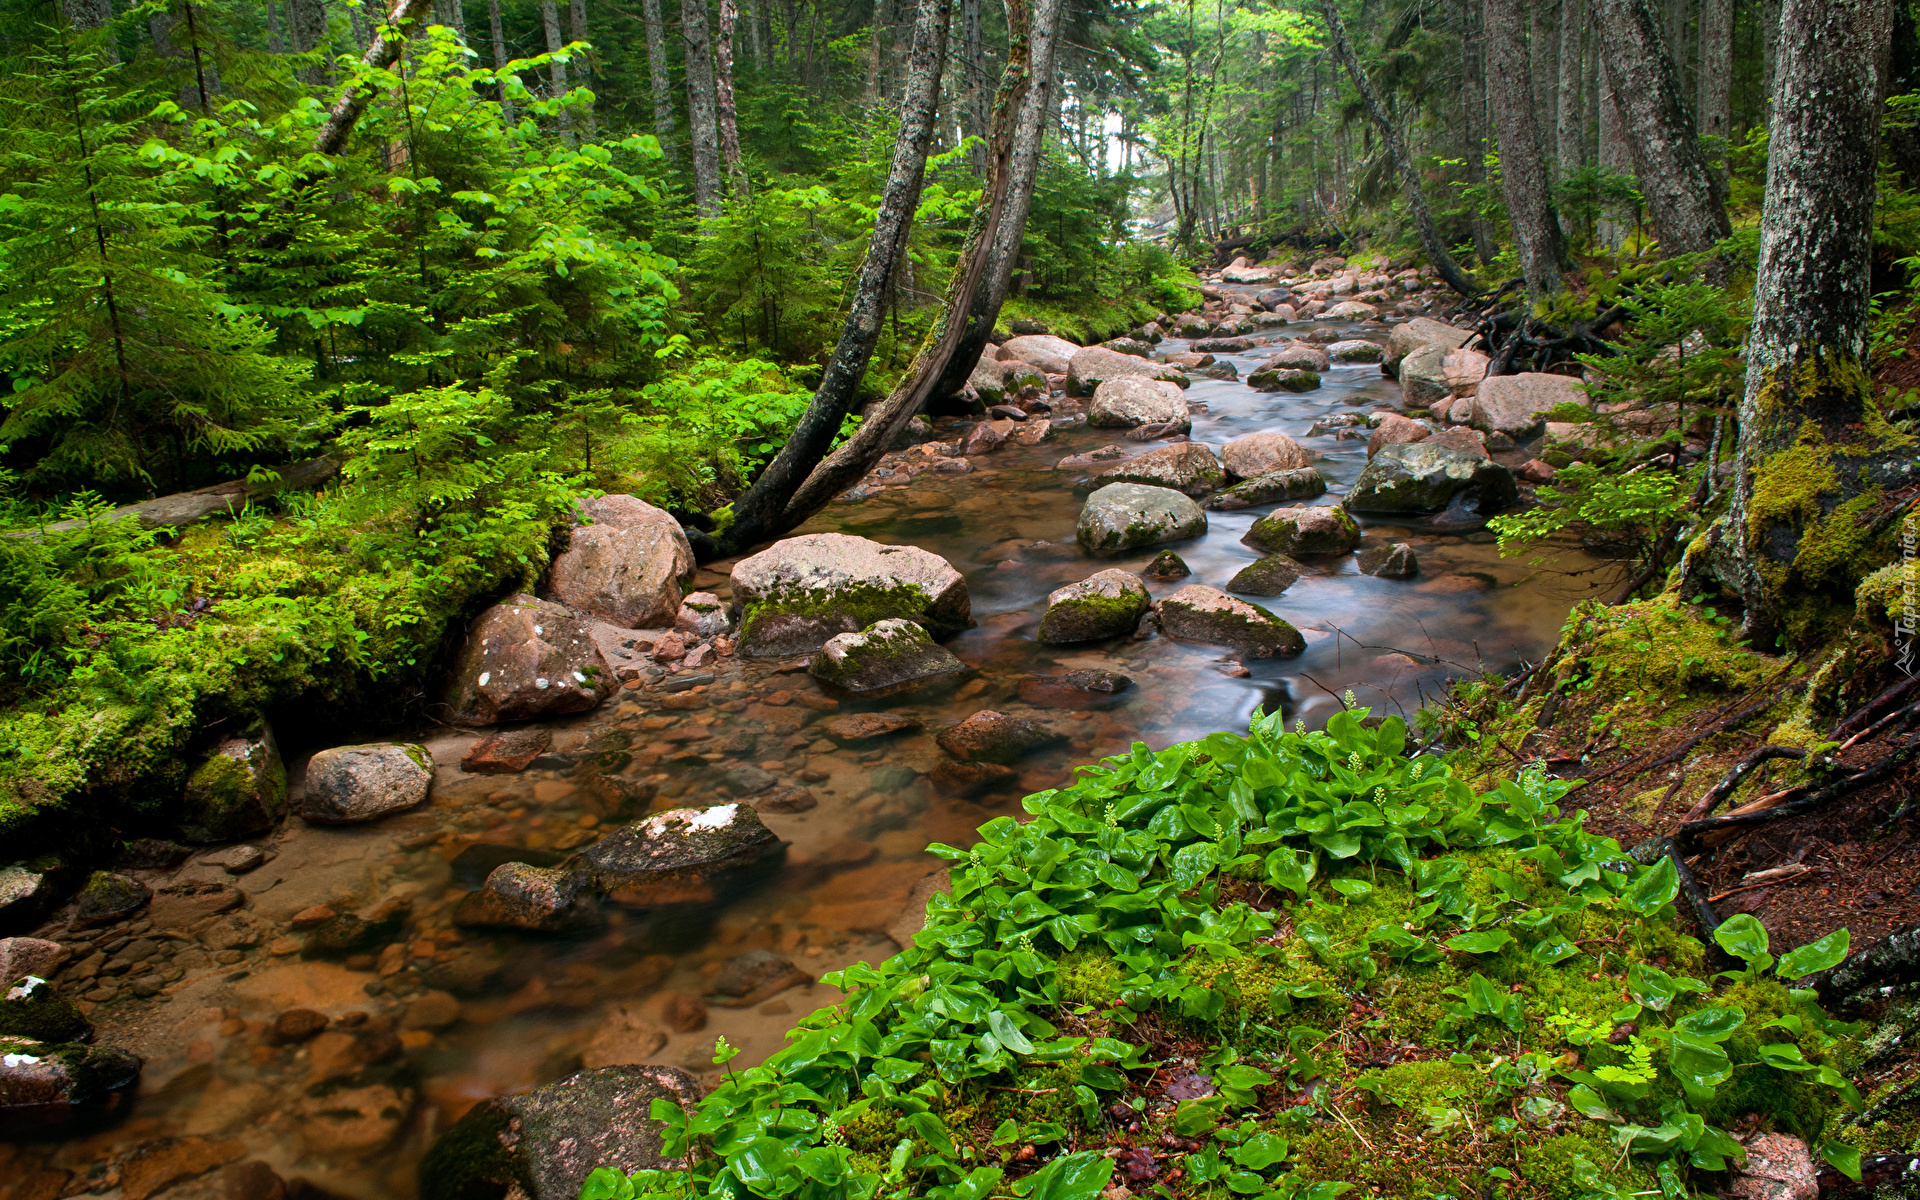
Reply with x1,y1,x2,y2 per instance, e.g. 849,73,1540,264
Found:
1228,555,1308,597
583,805,782,906
935,711,1065,765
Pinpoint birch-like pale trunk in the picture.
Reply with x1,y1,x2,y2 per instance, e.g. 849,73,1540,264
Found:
716,0,745,192
488,0,514,124
540,0,574,142
1694,0,1731,175
641,0,675,149
1596,58,1631,250
1485,0,1567,299
682,0,724,218
310,0,436,155
570,0,596,137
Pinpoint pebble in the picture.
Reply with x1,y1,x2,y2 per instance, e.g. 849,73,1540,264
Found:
198,845,267,874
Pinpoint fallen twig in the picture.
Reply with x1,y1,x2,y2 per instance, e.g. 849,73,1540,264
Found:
1676,732,1920,853
1680,745,1809,823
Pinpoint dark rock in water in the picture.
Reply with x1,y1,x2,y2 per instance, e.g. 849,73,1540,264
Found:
754,786,819,814
1141,550,1191,579
1228,555,1307,597
1241,506,1361,557
453,862,600,932
267,1009,329,1046
74,872,150,927
305,899,411,954
809,619,967,698
707,950,811,1007
723,765,777,795
936,711,1065,765
1017,670,1133,709
1344,442,1517,515
449,844,569,889
1359,543,1420,578
1156,586,1305,658
461,728,552,775
0,1034,142,1132
823,713,919,744
930,760,1019,798
115,839,193,871
148,881,244,929
178,726,287,844
582,805,782,906
0,977,90,1044
420,1064,702,1200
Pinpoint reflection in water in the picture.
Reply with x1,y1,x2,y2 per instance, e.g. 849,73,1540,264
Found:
2,319,1606,1198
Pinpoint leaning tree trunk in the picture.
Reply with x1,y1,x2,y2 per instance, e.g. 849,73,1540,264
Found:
1484,0,1567,300
1319,0,1477,296
682,0,725,219
1723,0,1897,646
1695,0,1732,176
718,0,956,552
641,0,676,150
716,0,745,192
311,0,437,155
488,0,514,123
1589,0,1731,257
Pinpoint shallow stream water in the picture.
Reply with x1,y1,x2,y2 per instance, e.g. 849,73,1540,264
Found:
0,309,1607,1199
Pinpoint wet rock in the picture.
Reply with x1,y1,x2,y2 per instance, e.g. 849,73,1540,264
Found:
1141,550,1191,579
1227,555,1307,597
673,592,733,640
1262,343,1329,372
1057,443,1134,471
1017,670,1133,709
0,939,65,985
547,495,695,629
223,1161,290,1200
1428,426,1492,458
583,805,782,906
1007,417,1052,445
1124,420,1192,442
810,618,968,698
935,711,1064,764
582,1005,667,1069
118,1136,246,1200
1087,377,1189,429
453,861,599,932
824,713,920,744
998,334,1080,374
1206,467,1327,511
1324,300,1379,321
1102,337,1153,358
1367,412,1431,458
199,845,266,874
1396,342,1451,405
295,1076,415,1156
960,419,1010,455
0,1035,142,1128
723,765,776,796
1325,339,1384,363
1066,346,1186,397
1456,372,1581,438
445,595,613,726
930,760,1019,798
1723,1132,1818,1200
1443,347,1491,395
1038,569,1152,644
1254,287,1292,309
754,787,819,814
461,728,552,775
1383,316,1474,373
1358,543,1419,578
1221,432,1311,480
402,990,462,1031
420,1064,702,1200
1156,586,1305,657
150,880,245,928
708,950,811,1006
665,993,707,1032
1246,367,1320,393
1191,336,1251,353
0,976,88,1043
299,743,432,825
179,726,288,844
74,871,150,927
305,900,410,955
730,532,970,656
1095,442,1225,497
1344,442,1518,515
450,844,570,888
969,348,1011,403
267,1009,330,1045
1517,458,1557,483
1077,483,1207,556
1241,506,1361,557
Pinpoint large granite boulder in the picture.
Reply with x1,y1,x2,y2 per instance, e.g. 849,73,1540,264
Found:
1324,301,1379,321
1038,569,1152,644
1344,441,1519,515
1221,432,1311,479
968,349,1010,404
1156,586,1305,658
0,1034,142,1131
1227,555,1307,596
998,334,1080,374
1397,343,1452,406
1384,317,1474,373
583,805,782,906
1207,468,1327,511
729,533,969,656
1095,443,1225,497
1077,483,1207,555
1458,373,1583,438
300,743,433,825
178,726,287,844
809,618,967,697
1067,346,1186,398
1325,339,1384,363
445,595,613,726
1241,506,1361,557
547,495,695,629
0,867,53,935
1443,347,1491,396
419,1065,702,1200
1088,377,1189,429
1367,413,1431,458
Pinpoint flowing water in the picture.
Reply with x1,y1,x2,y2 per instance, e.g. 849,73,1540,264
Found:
0,312,1607,1199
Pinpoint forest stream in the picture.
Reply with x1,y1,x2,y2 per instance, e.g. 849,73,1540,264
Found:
0,302,1604,1199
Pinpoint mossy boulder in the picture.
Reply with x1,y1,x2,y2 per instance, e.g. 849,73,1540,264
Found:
1241,505,1361,557
0,977,89,1044
1142,550,1191,579
419,1064,702,1200
1077,483,1207,556
809,618,968,697
1155,585,1306,657
1207,468,1328,511
1093,442,1225,497
0,1034,142,1129
1038,569,1152,644
1358,542,1419,578
1247,367,1322,393
1228,554,1308,596
178,725,287,844
1325,338,1384,363
1344,442,1518,515
730,533,970,656
74,871,149,927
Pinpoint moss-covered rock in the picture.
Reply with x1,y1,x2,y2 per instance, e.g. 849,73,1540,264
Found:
581,804,782,907
0,977,89,1044
178,725,287,844
0,1034,142,1128
1077,483,1207,555
1155,584,1306,657
808,618,968,697
1242,505,1361,557
1038,569,1152,644
1206,468,1328,511
1227,554,1307,596
73,871,148,927
1344,442,1518,515
730,533,971,656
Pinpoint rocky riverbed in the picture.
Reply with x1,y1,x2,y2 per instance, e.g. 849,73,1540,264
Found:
0,257,1617,1199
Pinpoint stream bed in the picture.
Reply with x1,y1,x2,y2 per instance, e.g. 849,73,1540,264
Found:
0,312,1604,1199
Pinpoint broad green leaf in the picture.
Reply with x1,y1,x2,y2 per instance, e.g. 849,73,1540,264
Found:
729,1137,794,1191
1531,937,1579,965
1229,1131,1291,1170
1622,856,1679,915
1714,912,1773,970
1755,1043,1814,1071
1674,1006,1746,1042
1777,929,1850,980
1445,929,1516,954
1330,878,1373,901
987,1009,1035,1054
1821,1140,1863,1182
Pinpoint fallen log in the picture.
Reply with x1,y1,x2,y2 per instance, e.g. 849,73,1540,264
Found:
10,456,339,539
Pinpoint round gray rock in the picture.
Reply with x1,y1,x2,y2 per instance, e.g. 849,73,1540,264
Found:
301,743,433,825
1087,377,1189,428
1325,339,1384,363
998,334,1081,374
1077,483,1207,556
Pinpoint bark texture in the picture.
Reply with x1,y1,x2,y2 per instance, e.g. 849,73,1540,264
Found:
683,0,724,218
1596,57,1631,249
541,0,574,141
1695,0,1732,172
720,0,956,551
290,0,327,83
1484,0,1567,299
1723,0,1901,646
488,0,514,123
1555,0,1586,178
642,0,675,149
1589,0,1732,256
570,0,596,136
1459,0,1496,264
716,0,745,191
1319,0,1478,296
959,0,987,176
311,0,437,156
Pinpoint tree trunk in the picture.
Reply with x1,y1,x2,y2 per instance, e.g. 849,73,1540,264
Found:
959,0,986,176
683,0,724,218
267,0,285,54
1596,57,1631,249
1319,0,1478,296
1589,0,1731,257
1459,0,1498,265
540,0,574,141
716,0,744,191
290,0,327,84
311,0,436,155
1724,0,1897,646
642,0,675,149
570,0,596,137
488,0,514,123
1555,0,1586,178
1887,0,1920,187
1760,0,1781,103
1695,0,1731,174
1531,0,1559,152
1485,0,1567,299
64,0,120,62
720,0,955,551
